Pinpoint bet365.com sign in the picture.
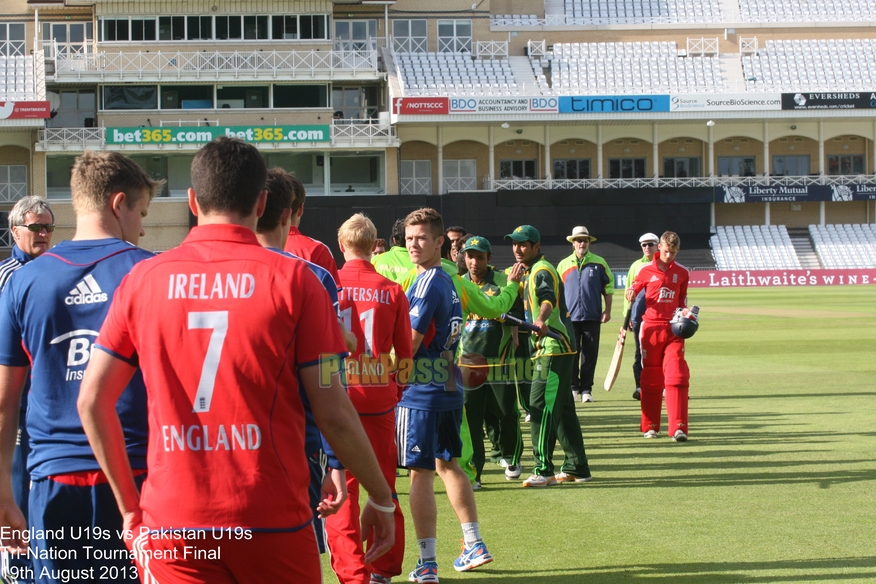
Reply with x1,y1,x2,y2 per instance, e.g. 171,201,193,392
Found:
107,125,330,145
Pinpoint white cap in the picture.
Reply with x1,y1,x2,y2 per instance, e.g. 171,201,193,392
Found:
639,232,659,244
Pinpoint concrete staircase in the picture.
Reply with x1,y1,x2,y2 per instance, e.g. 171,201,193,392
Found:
788,228,822,269
719,53,746,90
509,56,541,93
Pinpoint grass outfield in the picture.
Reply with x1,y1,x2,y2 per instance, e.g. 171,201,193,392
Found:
324,286,876,583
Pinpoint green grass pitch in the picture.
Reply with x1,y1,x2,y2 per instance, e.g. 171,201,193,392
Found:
324,285,876,583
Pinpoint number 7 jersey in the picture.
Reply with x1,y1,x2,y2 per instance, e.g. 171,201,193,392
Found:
96,224,348,531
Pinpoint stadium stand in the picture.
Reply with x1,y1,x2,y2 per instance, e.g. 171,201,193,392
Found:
396,52,523,96
711,225,803,270
809,224,876,268
549,41,725,94
739,0,876,22
0,56,36,100
743,39,876,91
491,0,724,25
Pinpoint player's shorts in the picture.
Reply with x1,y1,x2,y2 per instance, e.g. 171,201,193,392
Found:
132,526,320,584
307,450,327,554
28,474,145,582
396,406,463,470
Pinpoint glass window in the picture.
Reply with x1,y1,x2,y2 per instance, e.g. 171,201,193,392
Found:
400,160,432,194
1,23,26,56
274,85,328,108
159,16,186,41
47,89,96,127
662,157,700,178
437,20,471,53
393,19,427,53
329,153,384,194
159,85,214,109
131,19,157,42
717,156,756,177
0,165,27,203
216,16,242,40
443,159,477,191
217,86,269,108
299,15,328,40
771,155,809,176
103,86,158,110
265,153,321,187
499,160,536,179
46,156,77,199
608,158,646,179
553,159,591,179
244,15,270,40
827,154,865,176
46,22,94,55
187,16,213,40
273,15,298,40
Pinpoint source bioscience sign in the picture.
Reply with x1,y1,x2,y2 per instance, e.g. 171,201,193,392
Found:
781,92,876,110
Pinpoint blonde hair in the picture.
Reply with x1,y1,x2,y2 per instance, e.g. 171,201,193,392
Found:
338,213,377,255
70,151,161,215
661,231,681,249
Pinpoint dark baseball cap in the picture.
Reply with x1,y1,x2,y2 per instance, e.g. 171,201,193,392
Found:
461,236,491,254
505,225,540,243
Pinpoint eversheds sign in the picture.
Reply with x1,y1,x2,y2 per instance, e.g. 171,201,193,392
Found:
559,95,670,113
394,97,449,115
781,92,876,110
107,125,330,145
688,269,876,288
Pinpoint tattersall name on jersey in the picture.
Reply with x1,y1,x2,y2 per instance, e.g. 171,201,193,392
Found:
168,273,255,299
339,286,393,305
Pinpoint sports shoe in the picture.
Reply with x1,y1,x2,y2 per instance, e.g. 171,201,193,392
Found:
498,458,509,468
581,393,593,403
408,559,439,583
524,413,531,423
555,471,593,483
453,540,493,572
672,430,688,442
643,430,659,438
522,474,557,487
504,464,522,480
370,574,392,584
572,390,582,402
472,480,482,491
632,388,641,400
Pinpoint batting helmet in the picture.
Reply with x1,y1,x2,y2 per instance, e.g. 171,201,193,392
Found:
670,306,700,339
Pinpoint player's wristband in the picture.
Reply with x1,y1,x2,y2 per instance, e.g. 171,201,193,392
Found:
366,497,395,514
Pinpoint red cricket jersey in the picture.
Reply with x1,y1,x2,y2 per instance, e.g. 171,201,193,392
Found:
284,225,340,283
97,224,347,531
630,257,689,323
337,259,412,415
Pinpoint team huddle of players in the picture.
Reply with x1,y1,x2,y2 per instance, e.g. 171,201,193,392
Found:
0,138,694,584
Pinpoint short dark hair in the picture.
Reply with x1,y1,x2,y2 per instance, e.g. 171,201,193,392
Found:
391,218,406,246
257,168,295,234
289,172,306,215
190,137,266,217
405,208,444,239
446,225,465,236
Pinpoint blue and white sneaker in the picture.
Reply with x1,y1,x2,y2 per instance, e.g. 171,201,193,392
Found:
408,559,439,583
453,540,493,572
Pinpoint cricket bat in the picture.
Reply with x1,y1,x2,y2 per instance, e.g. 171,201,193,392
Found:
603,309,632,391
500,313,562,341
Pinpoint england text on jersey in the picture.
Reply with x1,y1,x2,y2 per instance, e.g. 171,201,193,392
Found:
161,424,262,451
168,273,255,299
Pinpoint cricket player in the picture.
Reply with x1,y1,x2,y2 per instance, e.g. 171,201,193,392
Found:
327,213,413,584
625,231,692,442
397,208,492,583
506,225,592,487
457,236,524,484
0,152,159,582
77,137,394,583
283,171,340,282
625,232,659,401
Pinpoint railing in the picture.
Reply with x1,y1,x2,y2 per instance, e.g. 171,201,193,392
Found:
527,40,547,59
0,185,27,204
443,177,478,192
37,39,95,60
491,14,723,26
0,228,12,247
491,174,876,190
475,41,509,59
687,37,719,57
159,120,218,127
400,177,432,195
39,128,106,148
53,47,379,81
331,120,396,144
0,41,26,57
393,37,428,54
740,37,758,55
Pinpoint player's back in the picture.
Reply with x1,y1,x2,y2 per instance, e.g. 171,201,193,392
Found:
0,239,153,478
284,226,340,282
338,259,412,415
98,224,345,530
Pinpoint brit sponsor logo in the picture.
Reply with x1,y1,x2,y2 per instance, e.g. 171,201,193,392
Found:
65,275,108,305
657,287,676,301
50,329,100,381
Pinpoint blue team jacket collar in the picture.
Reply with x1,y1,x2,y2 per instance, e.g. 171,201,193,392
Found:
11,244,34,264
185,224,261,245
